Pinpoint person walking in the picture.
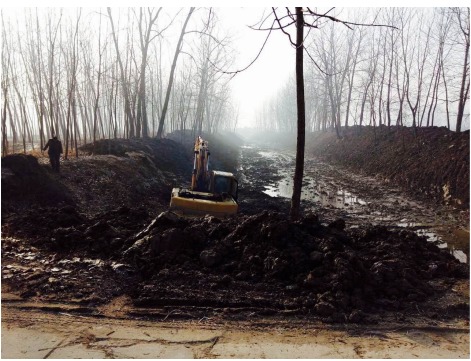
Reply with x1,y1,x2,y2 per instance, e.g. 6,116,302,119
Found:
43,136,63,172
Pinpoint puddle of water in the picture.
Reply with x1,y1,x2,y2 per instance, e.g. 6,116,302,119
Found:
397,225,468,264
251,146,469,265
263,177,316,200
256,149,367,209
263,174,468,264
263,175,367,209
259,151,276,158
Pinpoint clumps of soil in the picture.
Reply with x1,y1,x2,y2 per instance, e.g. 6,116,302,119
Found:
122,211,468,322
2,205,151,254
306,126,469,208
1,154,74,214
3,208,467,322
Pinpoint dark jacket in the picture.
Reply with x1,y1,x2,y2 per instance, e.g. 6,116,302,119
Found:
43,138,63,155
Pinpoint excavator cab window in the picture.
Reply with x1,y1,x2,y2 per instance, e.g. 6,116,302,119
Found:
212,175,238,201
213,176,231,194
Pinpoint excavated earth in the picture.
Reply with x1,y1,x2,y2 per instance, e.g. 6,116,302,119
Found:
306,125,470,209
1,129,469,328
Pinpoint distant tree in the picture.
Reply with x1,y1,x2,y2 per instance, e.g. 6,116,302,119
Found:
1,11,10,156
136,7,163,138
64,10,81,159
157,7,194,139
107,8,134,138
451,7,470,133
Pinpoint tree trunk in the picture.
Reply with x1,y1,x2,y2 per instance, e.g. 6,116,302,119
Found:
456,35,469,132
290,7,306,221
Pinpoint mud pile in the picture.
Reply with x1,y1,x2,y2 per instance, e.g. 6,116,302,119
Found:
3,205,151,253
306,126,469,208
2,137,195,219
124,211,468,321
2,208,467,322
1,154,74,214
80,137,191,177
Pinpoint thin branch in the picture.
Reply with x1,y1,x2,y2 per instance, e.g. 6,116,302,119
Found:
208,20,275,78
249,20,296,32
248,9,274,30
272,7,296,46
306,7,398,30
304,47,340,77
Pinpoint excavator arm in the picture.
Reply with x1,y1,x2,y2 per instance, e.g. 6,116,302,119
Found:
191,136,210,192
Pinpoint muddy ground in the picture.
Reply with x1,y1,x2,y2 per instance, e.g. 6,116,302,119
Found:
1,129,469,336
306,125,470,209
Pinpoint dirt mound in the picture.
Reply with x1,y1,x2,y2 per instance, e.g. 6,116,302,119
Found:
3,209,467,322
306,126,469,208
80,137,191,177
122,211,468,321
1,154,74,214
1,138,196,218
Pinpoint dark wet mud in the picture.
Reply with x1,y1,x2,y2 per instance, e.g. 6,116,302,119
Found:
236,145,469,265
1,133,469,325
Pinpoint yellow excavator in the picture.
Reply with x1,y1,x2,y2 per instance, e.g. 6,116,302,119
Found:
169,136,238,217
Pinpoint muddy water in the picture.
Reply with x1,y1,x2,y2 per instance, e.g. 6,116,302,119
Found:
238,145,469,264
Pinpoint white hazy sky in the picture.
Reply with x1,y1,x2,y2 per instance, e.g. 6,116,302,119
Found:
215,8,296,128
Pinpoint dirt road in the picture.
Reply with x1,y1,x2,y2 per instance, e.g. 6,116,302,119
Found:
2,301,469,358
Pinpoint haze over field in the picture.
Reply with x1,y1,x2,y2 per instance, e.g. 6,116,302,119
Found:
1,7,469,155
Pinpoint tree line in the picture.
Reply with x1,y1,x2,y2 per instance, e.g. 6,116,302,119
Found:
1,8,239,156
256,8,470,135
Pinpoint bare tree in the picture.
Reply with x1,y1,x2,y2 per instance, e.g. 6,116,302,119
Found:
452,7,470,133
45,10,62,138
64,10,81,159
107,8,134,138
1,11,10,156
93,11,104,148
289,7,306,220
136,7,162,138
157,7,194,138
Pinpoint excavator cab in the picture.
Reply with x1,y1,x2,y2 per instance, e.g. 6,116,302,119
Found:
210,171,238,201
